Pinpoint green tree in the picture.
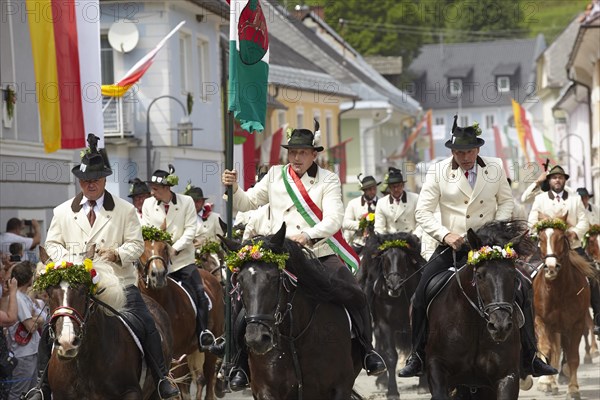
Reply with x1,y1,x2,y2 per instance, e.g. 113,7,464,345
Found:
442,0,529,42
280,0,436,68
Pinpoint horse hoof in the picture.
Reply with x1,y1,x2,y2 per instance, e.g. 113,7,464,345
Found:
417,386,429,395
584,354,592,364
552,386,559,395
592,350,600,358
387,395,400,400
558,373,569,385
567,392,581,400
520,376,533,391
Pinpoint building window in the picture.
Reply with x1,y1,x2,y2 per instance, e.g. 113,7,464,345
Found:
100,35,114,84
460,115,469,126
435,117,444,125
197,37,209,101
296,107,304,129
485,115,495,129
497,76,510,92
449,79,462,95
325,111,333,148
277,110,286,129
179,32,191,93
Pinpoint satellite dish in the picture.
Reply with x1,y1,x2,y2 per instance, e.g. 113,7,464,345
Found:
108,20,139,53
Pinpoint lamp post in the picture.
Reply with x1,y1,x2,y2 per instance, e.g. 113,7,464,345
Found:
145,95,189,180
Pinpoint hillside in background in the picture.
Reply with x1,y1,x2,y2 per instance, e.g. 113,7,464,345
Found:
527,0,587,42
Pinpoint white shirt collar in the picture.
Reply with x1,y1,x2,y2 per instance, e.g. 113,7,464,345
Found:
80,194,104,213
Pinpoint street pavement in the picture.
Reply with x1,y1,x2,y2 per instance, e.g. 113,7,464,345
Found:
218,337,600,399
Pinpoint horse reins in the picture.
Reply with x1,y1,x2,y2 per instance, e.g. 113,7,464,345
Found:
138,254,169,286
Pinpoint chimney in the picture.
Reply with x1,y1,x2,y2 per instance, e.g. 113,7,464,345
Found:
291,4,324,20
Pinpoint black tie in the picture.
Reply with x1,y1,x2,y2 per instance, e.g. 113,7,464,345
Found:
88,200,96,227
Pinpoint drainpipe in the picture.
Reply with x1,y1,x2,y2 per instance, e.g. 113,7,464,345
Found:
362,107,393,175
567,67,593,188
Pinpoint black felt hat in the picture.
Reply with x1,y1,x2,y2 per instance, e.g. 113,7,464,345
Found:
358,173,380,190
281,120,324,152
148,164,179,186
184,184,208,201
71,134,113,180
386,167,406,184
445,115,485,150
546,165,569,180
128,178,150,198
576,187,593,198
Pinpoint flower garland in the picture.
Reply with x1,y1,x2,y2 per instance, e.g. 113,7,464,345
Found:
196,241,221,257
472,121,482,136
225,240,289,272
142,225,173,245
34,259,99,293
378,239,410,251
583,224,600,249
534,218,568,233
467,243,517,267
358,212,375,231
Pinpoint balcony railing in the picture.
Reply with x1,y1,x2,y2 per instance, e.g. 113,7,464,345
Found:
102,95,134,138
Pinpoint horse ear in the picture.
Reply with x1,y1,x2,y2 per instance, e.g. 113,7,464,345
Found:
85,244,96,260
467,228,481,249
218,234,242,253
270,222,286,248
38,246,50,264
509,229,528,247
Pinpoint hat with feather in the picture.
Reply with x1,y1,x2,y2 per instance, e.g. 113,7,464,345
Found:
71,134,113,180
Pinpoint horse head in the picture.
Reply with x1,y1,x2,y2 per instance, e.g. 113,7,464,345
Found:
584,226,600,264
466,227,526,342
369,232,422,297
38,245,127,360
222,223,288,355
139,239,171,289
537,215,570,281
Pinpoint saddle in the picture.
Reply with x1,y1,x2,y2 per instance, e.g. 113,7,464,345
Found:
424,269,455,316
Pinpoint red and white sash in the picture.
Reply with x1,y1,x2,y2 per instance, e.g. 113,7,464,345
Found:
282,165,359,272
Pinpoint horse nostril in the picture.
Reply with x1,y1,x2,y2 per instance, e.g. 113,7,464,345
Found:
506,321,513,331
151,271,157,277
487,322,497,332
72,337,81,347
260,333,272,344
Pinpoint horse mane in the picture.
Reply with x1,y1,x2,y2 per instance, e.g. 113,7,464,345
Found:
566,250,599,282
242,235,356,305
92,259,127,314
474,219,537,258
358,232,425,285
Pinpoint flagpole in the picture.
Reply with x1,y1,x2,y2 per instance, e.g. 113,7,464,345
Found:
224,111,234,374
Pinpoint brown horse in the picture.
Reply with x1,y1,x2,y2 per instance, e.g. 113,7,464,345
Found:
222,224,362,400
426,221,533,400
41,255,173,399
534,220,597,399
138,239,224,400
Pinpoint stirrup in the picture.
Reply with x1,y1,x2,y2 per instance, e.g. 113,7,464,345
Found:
208,336,226,357
22,388,45,400
200,329,216,348
157,377,179,400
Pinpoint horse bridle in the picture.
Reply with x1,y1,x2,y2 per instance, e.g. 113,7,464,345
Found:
453,251,515,323
137,254,169,286
49,293,92,342
375,248,419,295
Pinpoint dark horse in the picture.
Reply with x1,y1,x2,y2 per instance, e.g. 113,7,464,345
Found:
42,256,173,399
222,224,362,400
426,220,535,400
533,218,597,399
139,238,224,400
358,232,424,399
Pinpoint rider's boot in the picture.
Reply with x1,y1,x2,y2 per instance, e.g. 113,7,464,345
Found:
189,269,216,349
229,350,250,391
398,305,427,377
144,328,180,399
354,302,386,376
521,300,558,377
23,326,51,400
590,279,600,336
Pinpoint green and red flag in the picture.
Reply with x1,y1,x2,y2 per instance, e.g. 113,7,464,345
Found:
228,0,269,133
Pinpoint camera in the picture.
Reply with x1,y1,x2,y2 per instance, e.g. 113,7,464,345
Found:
9,255,21,262
23,220,32,226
